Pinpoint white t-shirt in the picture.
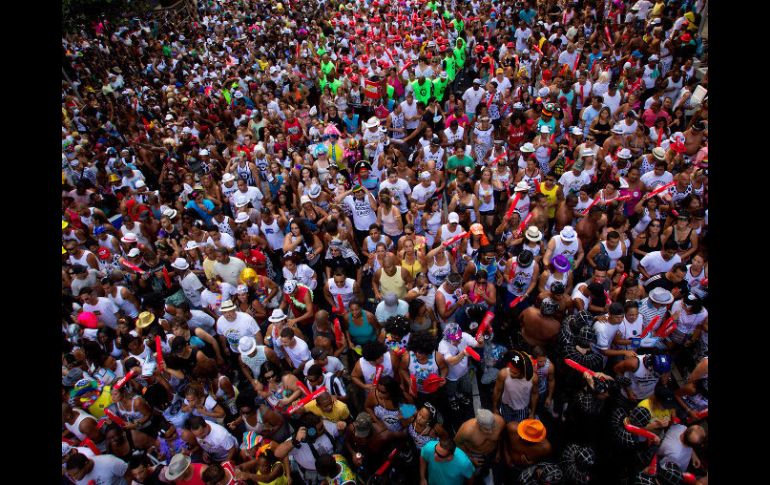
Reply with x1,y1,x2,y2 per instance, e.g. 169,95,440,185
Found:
197,421,238,462
462,87,485,114
282,337,312,369
303,355,346,375
639,251,681,280
343,194,377,231
659,424,693,471
639,170,674,191
235,186,264,210
559,170,592,196
83,298,120,330
216,311,261,352
438,333,478,381
188,309,216,335
379,178,412,214
72,454,128,485
593,319,620,351
206,232,237,250
400,100,420,129
411,181,437,204
514,27,532,51
290,420,339,471
179,271,204,308
213,257,247,286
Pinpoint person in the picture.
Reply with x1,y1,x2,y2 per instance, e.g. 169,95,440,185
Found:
658,423,706,473
163,453,208,484
638,240,682,282
185,415,239,464
492,350,539,423
65,452,132,484
438,322,484,413
454,409,505,480
503,419,553,474
273,412,340,484
375,292,410,323
314,453,358,485
420,437,475,485
614,353,672,405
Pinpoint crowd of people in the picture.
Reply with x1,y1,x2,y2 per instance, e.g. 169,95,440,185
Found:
61,0,709,483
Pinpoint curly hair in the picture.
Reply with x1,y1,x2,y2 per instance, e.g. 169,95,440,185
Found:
407,330,438,355
384,315,411,338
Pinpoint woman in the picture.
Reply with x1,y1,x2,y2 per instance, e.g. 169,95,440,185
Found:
649,117,670,148
255,362,303,414
475,167,501,227
170,318,224,364
299,196,328,226
619,166,645,218
236,446,288,485
420,198,443,248
343,299,380,350
632,195,664,239
398,238,424,281
448,182,481,226
110,385,158,449
365,375,407,433
312,147,332,186
362,225,394,262
537,254,573,294
516,157,542,197
462,269,496,309
661,211,699,263
193,358,239,419
626,123,649,160
282,219,323,269
405,273,438,322
228,392,290,443
97,326,125,361
684,253,708,295
588,107,612,147
399,331,448,409
473,116,495,164
612,300,644,351
492,350,538,423
234,284,268,324
631,219,663,271
425,245,456,287
610,274,646,303
377,189,404,247
181,382,227,425
281,254,317,291
201,174,223,208
407,403,446,450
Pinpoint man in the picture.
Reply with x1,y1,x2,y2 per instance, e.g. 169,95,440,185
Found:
614,353,672,404
62,402,105,452
462,79,486,121
639,240,682,282
171,257,204,308
65,452,131,484
215,299,263,357
379,167,412,216
212,248,246,286
274,413,339,484
71,264,101,297
638,288,675,332
163,453,208,483
375,292,409,323
80,286,120,329
400,92,422,137
454,409,505,479
324,265,363,310
278,326,312,370
372,255,412,301
586,230,627,271
185,416,238,464
280,280,316,328
544,225,584,268
303,390,351,426
438,323,484,413
344,412,401,479
420,437,475,485
337,184,379,245
504,419,552,472
640,160,674,191
205,224,236,251
520,298,562,348
643,262,689,299
445,143,475,182
504,250,540,311
658,423,706,472
593,303,637,365
558,157,592,196
580,96,605,136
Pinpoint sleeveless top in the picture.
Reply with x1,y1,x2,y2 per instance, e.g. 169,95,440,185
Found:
347,311,377,346
622,355,659,401
506,263,535,296
600,241,624,269
260,218,285,251
435,286,458,324
374,391,404,432
107,286,139,318
382,207,402,237
554,236,580,266
408,351,440,393
65,409,96,441
236,162,256,186
361,352,394,384
439,223,464,244
328,278,356,312
544,271,568,292
539,183,559,218
536,360,550,395
501,372,534,410
478,183,495,212
409,422,437,449
116,396,150,429
379,266,407,299
427,255,451,286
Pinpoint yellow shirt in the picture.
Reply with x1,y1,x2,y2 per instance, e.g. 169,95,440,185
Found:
539,182,559,218
401,258,423,280
203,257,217,280
638,398,674,422
304,399,350,423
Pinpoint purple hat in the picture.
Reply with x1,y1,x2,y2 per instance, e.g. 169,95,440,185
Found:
552,255,571,273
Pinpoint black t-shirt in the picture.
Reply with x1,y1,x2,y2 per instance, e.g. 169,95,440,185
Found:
642,272,689,300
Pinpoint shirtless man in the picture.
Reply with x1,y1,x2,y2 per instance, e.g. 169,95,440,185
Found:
535,282,574,322
576,205,606,259
529,194,551,236
455,409,505,478
503,419,553,468
519,299,562,348
554,194,578,233
683,121,706,157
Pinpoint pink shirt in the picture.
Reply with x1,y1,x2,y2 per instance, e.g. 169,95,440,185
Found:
641,109,671,128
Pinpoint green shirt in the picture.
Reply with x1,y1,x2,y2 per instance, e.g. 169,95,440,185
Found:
454,38,467,68
387,84,395,100
321,60,335,76
446,155,475,181
329,78,342,96
452,18,465,33
412,79,432,105
432,78,449,103
444,55,457,82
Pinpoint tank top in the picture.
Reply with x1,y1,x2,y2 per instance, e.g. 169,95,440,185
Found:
501,372,534,410
347,311,377,346
328,278,355,312
107,286,139,318
381,208,402,237
375,401,404,432
116,396,148,427
684,264,705,291
600,241,624,269
425,212,442,246
618,315,644,350
544,271,568,292
401,256,423,280
65,409,96,441
69,250,94,268
236,162,256,186
241,346,268,379
439,223,464,245
121,223,149,247
216,216,235,237
515,195,531,221
408,351,440,393
507,263,535,296
673,226,693,251
554,236,580,266
539,183,559,218
478,183,495,212
379,266,406,299
360,352,394,384
365,236,389,255
435,286,458,324
427,256,451,286
260,219,285,251
536,360,550,395
622,355,659,401
409,422,437,449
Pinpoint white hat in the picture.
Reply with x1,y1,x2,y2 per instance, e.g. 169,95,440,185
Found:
300,195,312,205
623,61,633,70
420,171,431,180
135,180,147,189
525,226,543,242
540,125,551,134
618,148,632,159
570,126,583,136
448,212,460,223
171,257,189,270
222,173,236,183
611,125,624,134
182,127,192,135
514,181,530,192
164,454,192,481
513,102,525,109
268,308,288,322
219,300,237,312
283,279,298,294
649,54,659,62
235,212,250,224
238,336,257,355
121,232,138,243
127,248,141,258
165,114,174,121
309,184,322,198
234,196,250,208
523,49,530,55
184,240,199,251
560,226,577,242
538,87,550,97
520,142,536,153
199,149,209,156
162,208,178,219
581,149,595,158
364,117,380,129
141,361,157,377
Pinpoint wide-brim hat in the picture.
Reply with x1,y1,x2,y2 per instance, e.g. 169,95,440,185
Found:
136,311,156,329
164,454,192,481
518,419,547,442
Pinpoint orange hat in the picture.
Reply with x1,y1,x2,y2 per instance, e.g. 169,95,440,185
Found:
517,419,547,443
469,223,490,245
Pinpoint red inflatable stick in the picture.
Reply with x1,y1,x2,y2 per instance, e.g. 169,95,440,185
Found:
639,316,661,338
373,365,384,385
296,381,311,396
515,212,534,237
475,311,495,340
375,448,399,476
688,408,708,423
81,438,101,456
287,386,327,414
332,294,345,314
700,278,708,286
154,336,165,372
617,272,628,289
104,409,127,428
604,26,612,45
442,231,469,247
581,195,602,215
615,194,632,202
490,150,508,167
532,44,544,57
624,423,657,441
398,61,413,76
119,258,146,274
505,193,522,220
573,52,581,73
655,317,676,337
332,318,344,345
647,454,658,475
508,295,526,308
604,290,612,306
564,358,597,377
647,181,676,198
113,370,138,390
682,473,697,485
465,347,481,361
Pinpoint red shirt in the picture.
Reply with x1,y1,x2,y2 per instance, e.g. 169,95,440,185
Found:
284,118,303,143
236,249,267,277
508,124,526,148
176,463,207,485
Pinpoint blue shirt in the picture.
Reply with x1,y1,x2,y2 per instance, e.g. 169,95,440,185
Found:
420,441,475,485
185,198,215,225
342,114,360,134
519,8,537,25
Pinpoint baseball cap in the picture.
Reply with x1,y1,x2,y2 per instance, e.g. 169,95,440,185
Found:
354,412,373,437
448,212,460,223
311,347,328,360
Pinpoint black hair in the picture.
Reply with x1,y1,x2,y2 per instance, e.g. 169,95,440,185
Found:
127,452,152,470
407,330,438,355
361,340,388,362
66,452,89,471
184,415,207,430
663,239,679,251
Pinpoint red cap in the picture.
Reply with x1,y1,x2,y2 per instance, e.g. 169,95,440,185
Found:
350,74,360,84
360,55,369,63
475,44,484,53
487,45,495,53
507,41,515,48
335,12,341,18
344,66,353,75
439,44,448,52
97,247,111,260
371,16,381,24
680,33,692,42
